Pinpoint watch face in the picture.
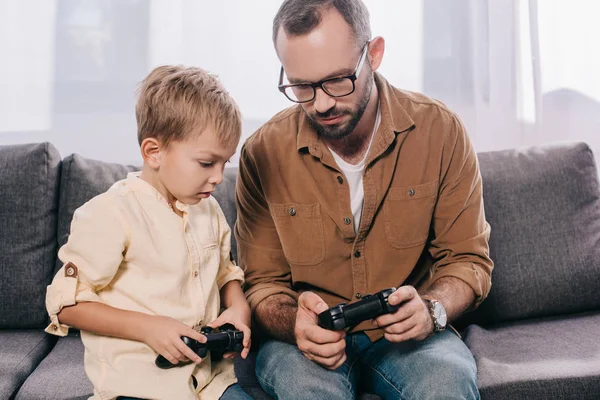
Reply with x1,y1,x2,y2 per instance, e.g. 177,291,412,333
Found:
434,302,447,327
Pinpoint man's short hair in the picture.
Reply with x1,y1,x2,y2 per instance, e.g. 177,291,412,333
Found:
273,0,371,48
136,65,241,149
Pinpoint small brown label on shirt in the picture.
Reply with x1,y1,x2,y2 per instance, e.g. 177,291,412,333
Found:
64,262,78,278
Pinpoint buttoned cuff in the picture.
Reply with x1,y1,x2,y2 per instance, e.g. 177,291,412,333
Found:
45,262,102,336
429,262,491,308
245,284,299,313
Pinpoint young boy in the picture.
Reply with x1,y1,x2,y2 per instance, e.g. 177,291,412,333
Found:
45,65,252,400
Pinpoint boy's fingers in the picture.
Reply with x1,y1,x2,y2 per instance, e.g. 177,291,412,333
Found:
185,328,206,344
241,347,250,359
206,314,227,329
174,339,201,363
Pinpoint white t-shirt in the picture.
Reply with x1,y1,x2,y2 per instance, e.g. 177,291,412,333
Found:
329,106,381,232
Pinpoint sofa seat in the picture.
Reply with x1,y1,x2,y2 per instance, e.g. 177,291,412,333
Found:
16,332,92,400
0,330,56,399
464,311,600,400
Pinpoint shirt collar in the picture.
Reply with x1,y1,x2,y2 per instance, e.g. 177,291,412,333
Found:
126,172,189,213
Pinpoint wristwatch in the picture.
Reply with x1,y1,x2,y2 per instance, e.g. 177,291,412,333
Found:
422,297,447,333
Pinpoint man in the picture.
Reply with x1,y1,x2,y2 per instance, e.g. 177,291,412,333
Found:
235,0,493,398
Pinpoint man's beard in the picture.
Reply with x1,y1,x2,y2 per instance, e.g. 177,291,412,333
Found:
308,74,374,141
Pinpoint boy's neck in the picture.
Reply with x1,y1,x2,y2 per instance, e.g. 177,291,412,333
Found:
139,165,183,217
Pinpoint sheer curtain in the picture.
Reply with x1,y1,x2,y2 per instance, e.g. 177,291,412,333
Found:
0,0,599,164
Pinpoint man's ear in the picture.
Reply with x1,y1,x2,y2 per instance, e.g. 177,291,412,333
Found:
140,138,162,169
368,36,385,72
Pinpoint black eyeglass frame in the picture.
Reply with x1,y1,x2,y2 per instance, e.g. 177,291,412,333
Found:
277,41,371,103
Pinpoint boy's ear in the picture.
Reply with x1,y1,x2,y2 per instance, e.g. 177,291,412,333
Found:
140,138,162,169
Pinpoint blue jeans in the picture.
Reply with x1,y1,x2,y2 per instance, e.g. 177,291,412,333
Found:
117,383,251,400
256,330,480,400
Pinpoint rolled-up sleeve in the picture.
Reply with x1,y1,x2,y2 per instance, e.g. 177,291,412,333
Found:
428,113,494,308
214,199,245,289
45,195,128,336
234,142,299,312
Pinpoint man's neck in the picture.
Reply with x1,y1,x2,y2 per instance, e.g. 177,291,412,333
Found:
324,85,379,165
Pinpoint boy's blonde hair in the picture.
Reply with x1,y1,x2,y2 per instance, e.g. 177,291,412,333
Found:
136,65,241,149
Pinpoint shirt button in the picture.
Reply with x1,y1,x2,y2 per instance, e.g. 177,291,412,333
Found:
289,208,296,216
408,188,416,197
344,217,351,225
355,293,362,299
354,250,361,258
193,271,199,278
337,176,344,184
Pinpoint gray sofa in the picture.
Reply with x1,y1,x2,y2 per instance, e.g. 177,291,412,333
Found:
1,141,599,400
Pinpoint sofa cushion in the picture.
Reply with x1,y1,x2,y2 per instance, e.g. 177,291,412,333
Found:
0,143,61,329
0,330,57,399
463,311,600,400
461,142,600,326
55,154,138,272
16,332,92,400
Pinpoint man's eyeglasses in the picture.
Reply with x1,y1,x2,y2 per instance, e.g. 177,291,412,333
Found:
278,41,370,104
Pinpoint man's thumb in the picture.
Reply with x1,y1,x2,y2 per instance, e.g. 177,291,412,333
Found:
298,291,329,314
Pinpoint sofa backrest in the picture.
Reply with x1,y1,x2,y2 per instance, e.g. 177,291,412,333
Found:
460,142,600,327
54,154,239,273
55,154,139,273
0,143,61,329
20,141,599,330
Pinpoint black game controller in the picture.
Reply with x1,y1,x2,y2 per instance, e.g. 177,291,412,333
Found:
318,288,400,330
155,323,244,369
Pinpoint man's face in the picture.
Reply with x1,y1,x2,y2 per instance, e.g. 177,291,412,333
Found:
275,9,373,140
158,128,237,205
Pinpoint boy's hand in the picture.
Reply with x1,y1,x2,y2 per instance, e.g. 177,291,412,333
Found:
207,303,251,359
140,315,207,366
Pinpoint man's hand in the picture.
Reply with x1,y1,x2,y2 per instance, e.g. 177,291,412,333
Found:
207,303,252,360
295,292,347,370
140,315,207,366
373,286,434,342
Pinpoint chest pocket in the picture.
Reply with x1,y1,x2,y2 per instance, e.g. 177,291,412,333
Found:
269,202,325,266
383,181,438,249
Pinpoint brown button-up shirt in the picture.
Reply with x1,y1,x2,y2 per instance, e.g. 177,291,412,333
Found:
235,73,493,341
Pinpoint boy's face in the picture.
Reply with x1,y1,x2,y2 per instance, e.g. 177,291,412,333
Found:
158,128,237,205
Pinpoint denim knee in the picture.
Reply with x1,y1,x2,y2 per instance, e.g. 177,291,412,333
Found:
255,340,355,400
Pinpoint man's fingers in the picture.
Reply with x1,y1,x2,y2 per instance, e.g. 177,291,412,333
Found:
303,325,345,344
308,352,347,370
374,297,419,327
384,325,422,343
300,338,346,359
298,291,329,314
387,286,417,306
381,317,418,335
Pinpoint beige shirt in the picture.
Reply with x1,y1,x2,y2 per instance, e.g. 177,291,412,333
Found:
236,73,493,341
45,172,244,400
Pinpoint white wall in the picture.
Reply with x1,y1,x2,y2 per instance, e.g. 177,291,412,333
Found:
1,0,599,165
